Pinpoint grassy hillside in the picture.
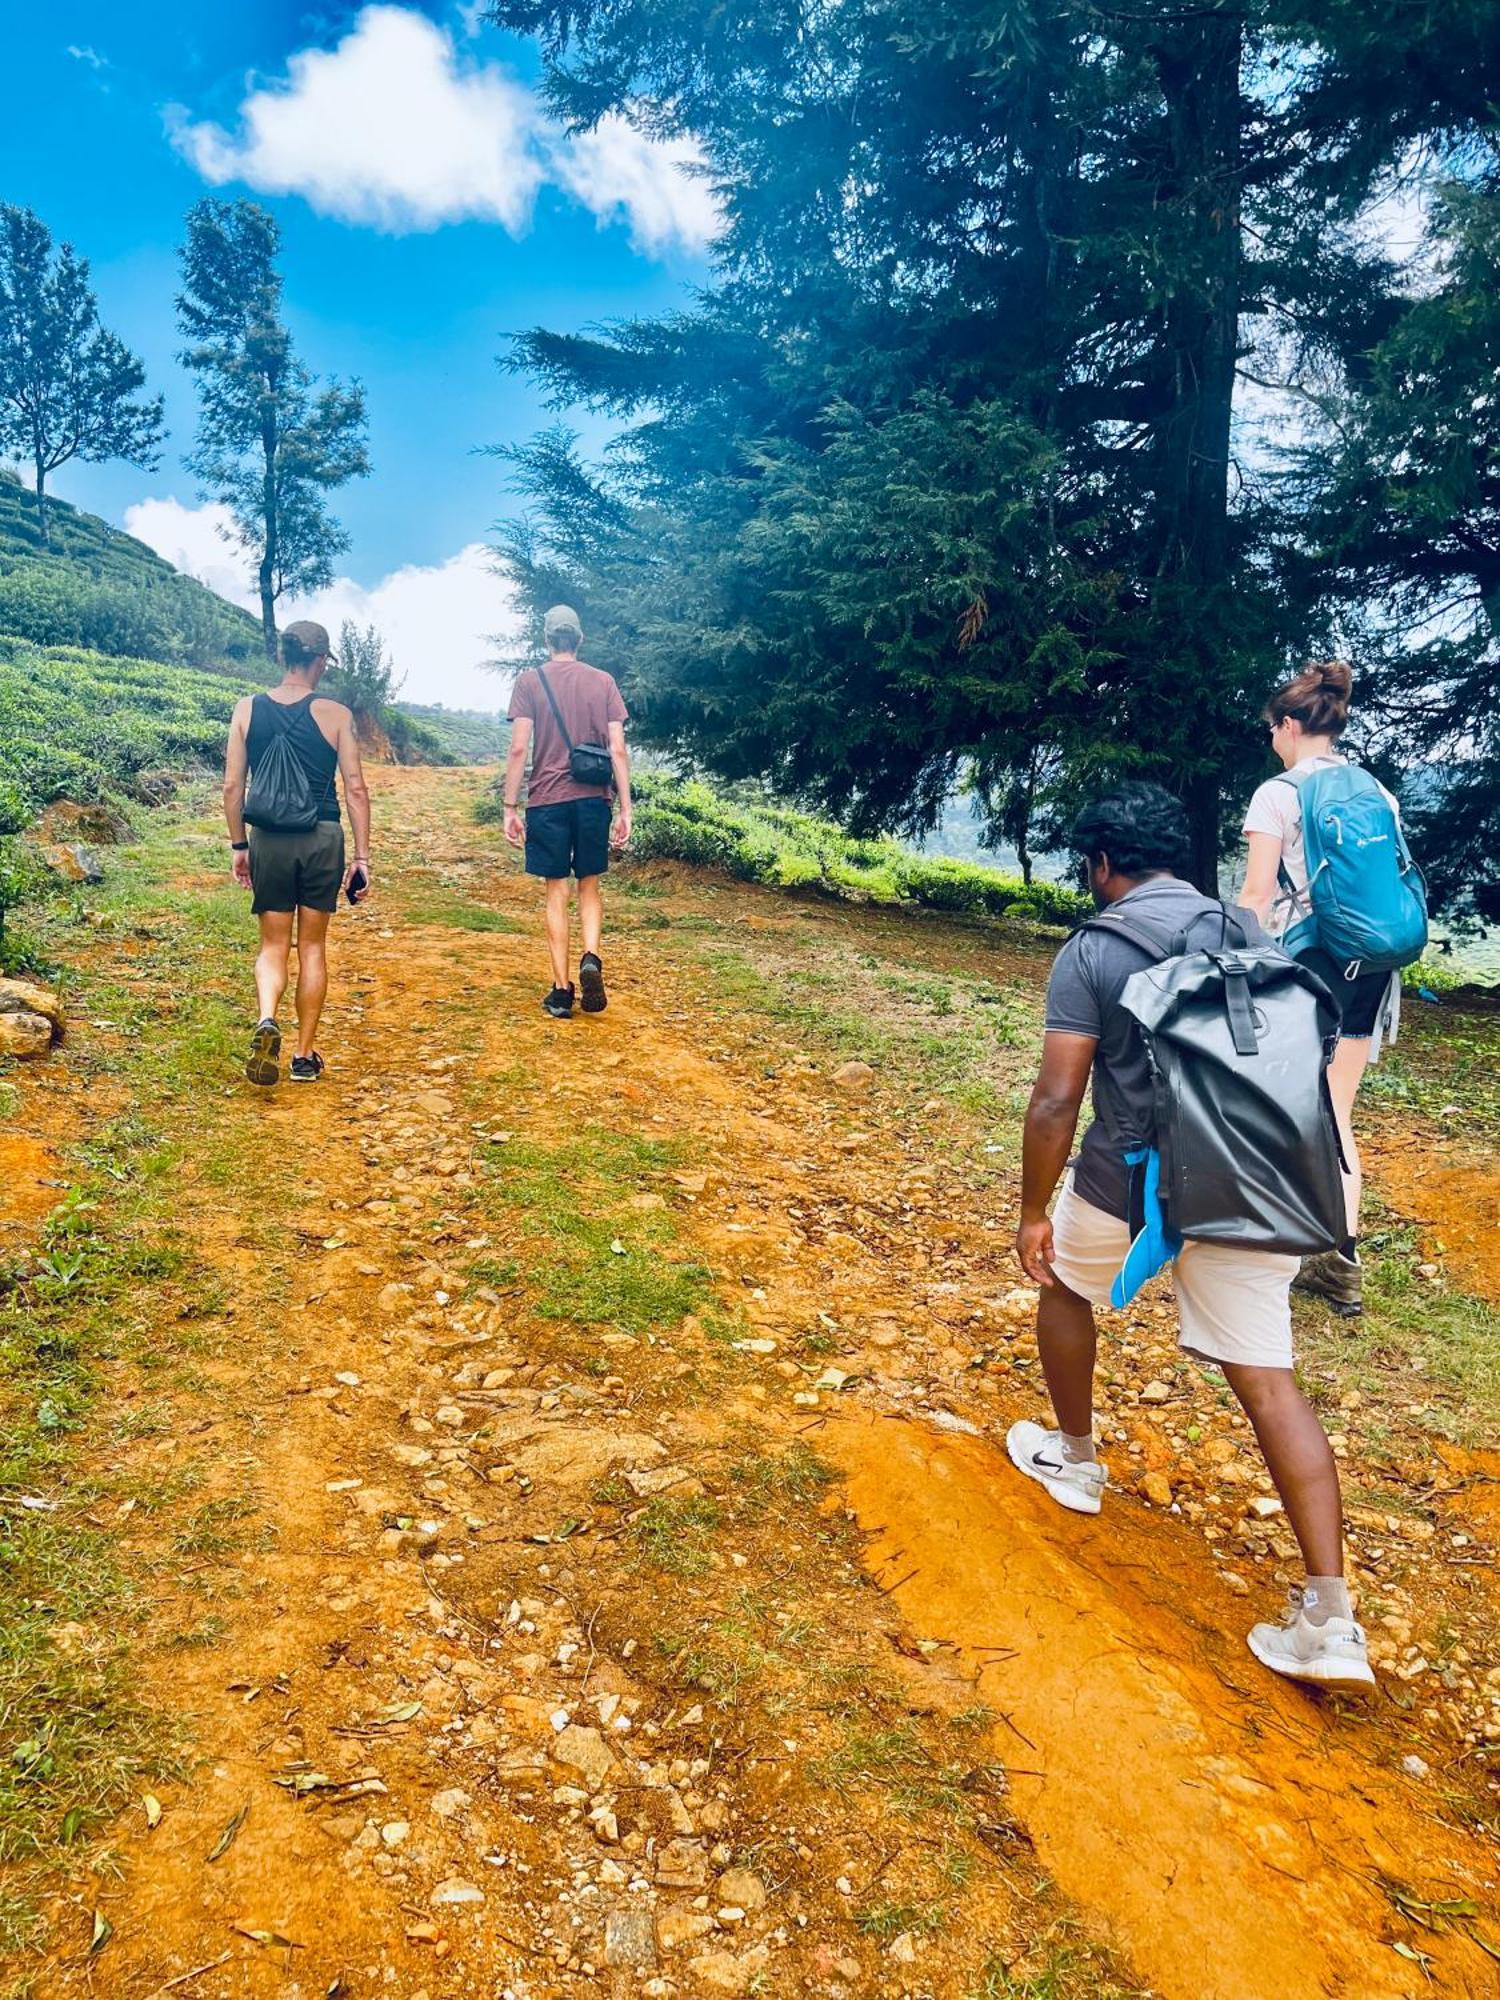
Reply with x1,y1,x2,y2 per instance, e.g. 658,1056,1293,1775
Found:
0,472,262,671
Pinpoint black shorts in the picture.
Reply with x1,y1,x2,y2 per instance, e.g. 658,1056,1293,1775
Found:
1300,946,1392,1039
248,821,344,914
524,797,611,880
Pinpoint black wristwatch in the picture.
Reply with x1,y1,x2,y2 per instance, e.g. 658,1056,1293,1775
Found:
230,840,249,852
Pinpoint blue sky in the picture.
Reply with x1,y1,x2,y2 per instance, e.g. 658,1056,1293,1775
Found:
0,3,714,704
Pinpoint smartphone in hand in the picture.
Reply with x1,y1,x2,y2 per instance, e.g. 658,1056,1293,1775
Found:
345,865,368,905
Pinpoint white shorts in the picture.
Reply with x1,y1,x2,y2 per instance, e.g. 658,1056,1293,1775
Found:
1048,1176,1298,1372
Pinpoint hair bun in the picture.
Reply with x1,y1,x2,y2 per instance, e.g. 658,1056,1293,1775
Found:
1317,659,1353,697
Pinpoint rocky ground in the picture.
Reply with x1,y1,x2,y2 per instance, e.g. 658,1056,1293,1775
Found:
0,765,1496,2000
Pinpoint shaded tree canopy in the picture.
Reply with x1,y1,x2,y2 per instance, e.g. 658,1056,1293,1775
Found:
487,0,1498,905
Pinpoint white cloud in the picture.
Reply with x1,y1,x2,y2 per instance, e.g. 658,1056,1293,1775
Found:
168,6,542,234
125,496,515,711
67,44,109,70
166,3,719,255
297,543,519,710
124,496,258,610
548,114,721,256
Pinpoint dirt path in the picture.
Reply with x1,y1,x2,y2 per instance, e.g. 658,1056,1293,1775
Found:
9,767,1499,1999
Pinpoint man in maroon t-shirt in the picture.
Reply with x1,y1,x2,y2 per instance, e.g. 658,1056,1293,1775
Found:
503,606,632,1018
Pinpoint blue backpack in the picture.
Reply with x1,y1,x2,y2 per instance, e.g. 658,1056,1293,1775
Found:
1278,764,1428,973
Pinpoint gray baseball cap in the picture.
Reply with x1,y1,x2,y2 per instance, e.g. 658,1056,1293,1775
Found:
543,604,583,646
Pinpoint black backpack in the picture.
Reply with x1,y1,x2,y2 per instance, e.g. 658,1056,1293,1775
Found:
243,699,337,832
1088,904,1347,1255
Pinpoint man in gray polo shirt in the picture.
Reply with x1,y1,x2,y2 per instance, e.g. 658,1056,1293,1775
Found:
1008,782,1373,1693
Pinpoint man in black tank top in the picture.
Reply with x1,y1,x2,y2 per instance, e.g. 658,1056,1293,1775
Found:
223,620,372,1087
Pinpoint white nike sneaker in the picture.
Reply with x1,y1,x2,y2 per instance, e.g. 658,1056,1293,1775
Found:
1006,1420,1108,1516
1247,1587,1376,1692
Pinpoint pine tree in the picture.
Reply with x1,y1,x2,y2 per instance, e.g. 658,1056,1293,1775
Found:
177,200,369,662
0,205,164,549
489,0,1478,888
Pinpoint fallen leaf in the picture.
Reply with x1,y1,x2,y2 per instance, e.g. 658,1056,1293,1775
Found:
1392,1940,1433,1970
89,1910,112,1956
142,1794,162,1829
231,1922,304,1949
609,1239,626,1255
60,1806,86,1844
207,1802,248,1862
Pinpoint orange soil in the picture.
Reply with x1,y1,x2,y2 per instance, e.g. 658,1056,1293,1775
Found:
5,765,1497,1999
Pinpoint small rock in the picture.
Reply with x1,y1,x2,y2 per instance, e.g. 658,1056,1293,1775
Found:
553,1724,615,1789
1140,1380,1171,1405
431,1878,484,1907
657,1909,717,1952
0,1010,53,1059
1247,1496,1283,1520
1141,1472,1174,1508
434,1404,465,1428
1400,1755,1430,1781
0,977,64,1033
431,1788,471,1820
832,1060,876,1092
655,1838,709,1889
888,1932,918,1964
605,1906,657,1970
1218,1571,1250,1597
381,1820,410,1847
716,1868,766,1913
686,1946,770,1994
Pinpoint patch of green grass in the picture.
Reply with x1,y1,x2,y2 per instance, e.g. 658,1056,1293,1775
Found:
855,1898,948,1942
534,1240,712,1337
425,898,525,934
631,1493,721,1576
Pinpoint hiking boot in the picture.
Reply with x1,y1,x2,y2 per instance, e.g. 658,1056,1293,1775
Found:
1247,1587,1376,1692
1006,1420,1108,1517
542,984,575,1019
289,1052,325,1083
245,1018,280,1087
1293,1248,1362,1317
579,952,607,1013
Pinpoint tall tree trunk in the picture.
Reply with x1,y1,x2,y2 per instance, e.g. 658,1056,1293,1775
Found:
1150,6,1243,894
32,457,49,550
259,409,279,663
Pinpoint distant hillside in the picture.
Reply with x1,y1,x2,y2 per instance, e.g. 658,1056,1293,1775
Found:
0,469,262,671
390,702,507,763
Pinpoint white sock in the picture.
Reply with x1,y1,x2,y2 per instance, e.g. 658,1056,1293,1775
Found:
1302,1575,1352,1625
1059,1431,1097,1465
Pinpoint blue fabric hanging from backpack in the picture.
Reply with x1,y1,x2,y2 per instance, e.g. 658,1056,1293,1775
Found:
1110,1145,1183,1308
1278,765,1428,973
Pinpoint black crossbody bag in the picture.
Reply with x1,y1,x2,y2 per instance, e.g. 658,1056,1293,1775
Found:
535,666,614,789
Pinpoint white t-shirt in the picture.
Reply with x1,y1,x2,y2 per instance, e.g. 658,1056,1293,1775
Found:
1242,754,1401,938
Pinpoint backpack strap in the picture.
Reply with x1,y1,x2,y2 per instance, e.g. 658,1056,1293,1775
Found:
534,666,576,753
1081,910,1170,959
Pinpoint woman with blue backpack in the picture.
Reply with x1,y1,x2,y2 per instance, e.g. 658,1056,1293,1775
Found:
1242,660,1428,1318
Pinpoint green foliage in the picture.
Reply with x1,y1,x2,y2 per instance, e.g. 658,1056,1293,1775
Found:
178,199,370,654
0,468,261,668
0,204,165,547
490,0,1498,901
1293,180,1500,927
0,637,254,810
322,619,400,722
628,773,1087,926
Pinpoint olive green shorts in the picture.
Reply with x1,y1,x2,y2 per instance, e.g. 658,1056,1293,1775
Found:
248,821,345,914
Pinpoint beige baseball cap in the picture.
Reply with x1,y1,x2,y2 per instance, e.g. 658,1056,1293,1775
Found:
543,604,583,646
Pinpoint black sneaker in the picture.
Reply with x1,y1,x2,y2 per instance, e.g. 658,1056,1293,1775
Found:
245,1018,281,1087
289,1052,325,1083
579,953,607,1014
542,984,575,1019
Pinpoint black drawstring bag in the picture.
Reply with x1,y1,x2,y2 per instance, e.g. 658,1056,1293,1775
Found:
243,700,337,831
